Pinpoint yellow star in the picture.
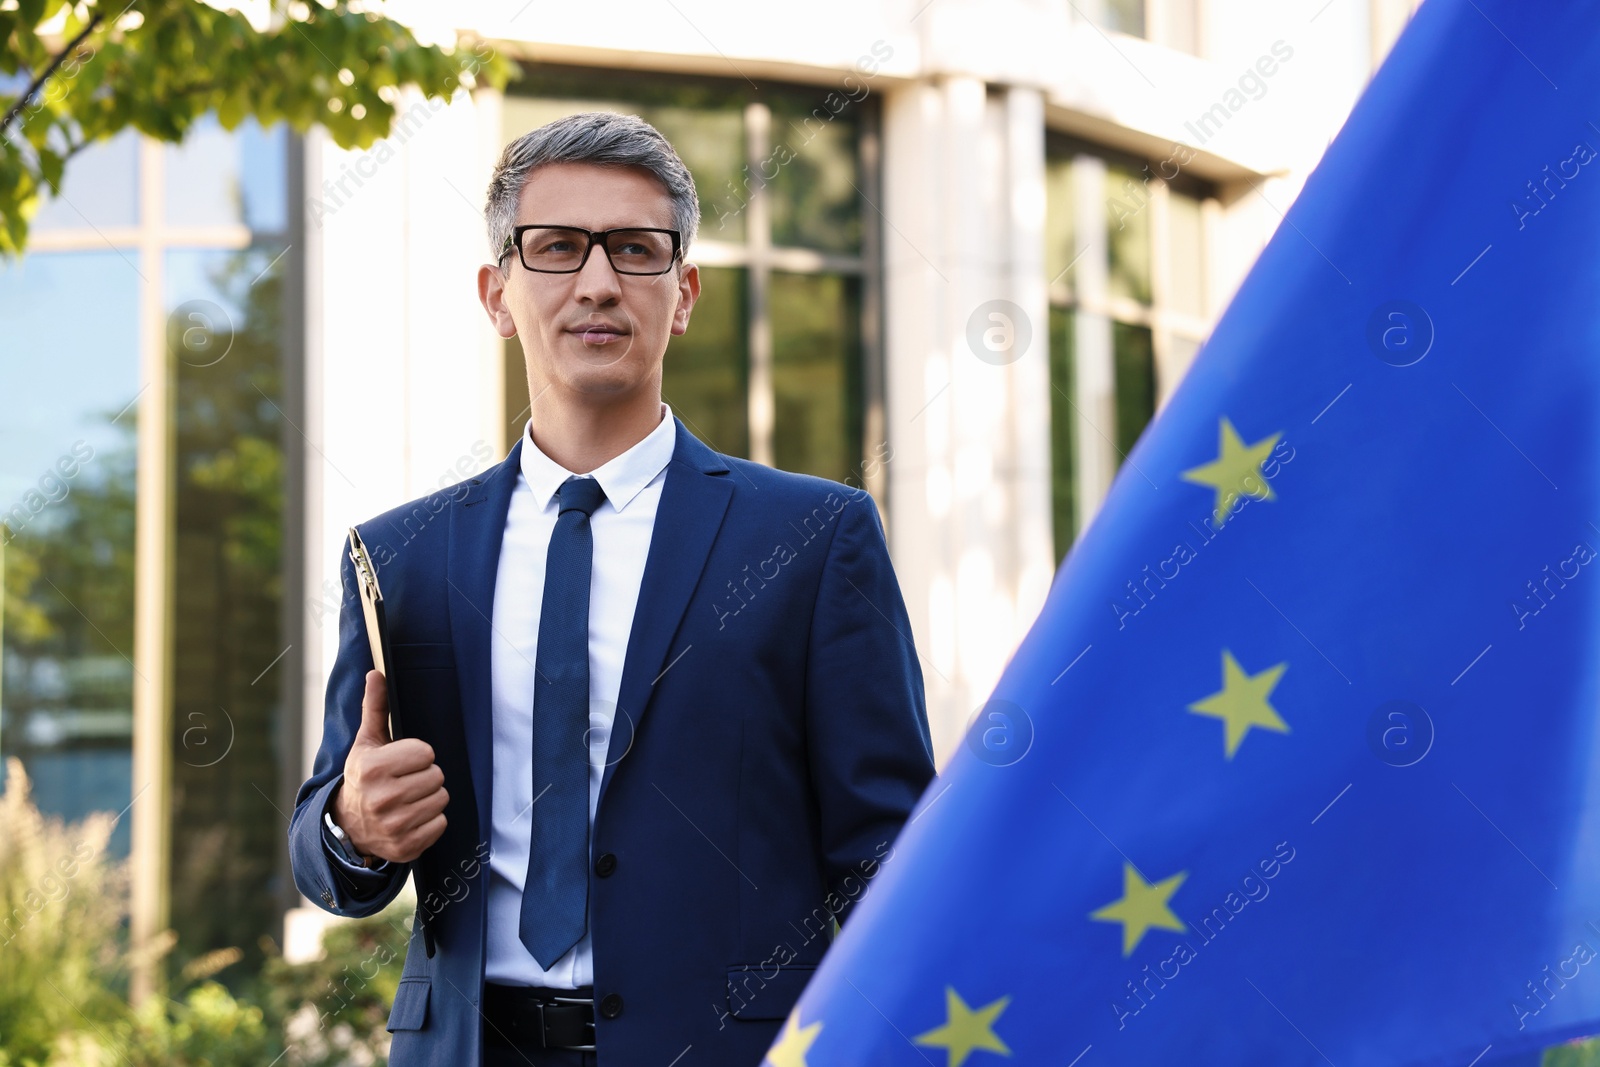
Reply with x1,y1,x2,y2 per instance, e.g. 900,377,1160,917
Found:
765,1007,822,1067
1188,650,1289,758
1090,862,1187,956
1182,417,1282,524
913,987,1012,1067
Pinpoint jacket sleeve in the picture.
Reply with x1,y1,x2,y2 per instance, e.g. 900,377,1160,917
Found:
289,533,413,917
804,489,937,926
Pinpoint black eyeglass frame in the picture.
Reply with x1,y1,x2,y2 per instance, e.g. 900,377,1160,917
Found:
498,224,684,276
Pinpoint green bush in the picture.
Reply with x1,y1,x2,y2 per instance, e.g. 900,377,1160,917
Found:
0,757,413,1066
0,757,126,1066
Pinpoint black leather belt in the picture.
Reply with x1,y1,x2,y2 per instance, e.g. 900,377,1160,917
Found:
483,982,596,1051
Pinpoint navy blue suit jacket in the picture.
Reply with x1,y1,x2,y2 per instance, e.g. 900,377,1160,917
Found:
289,416,936,1065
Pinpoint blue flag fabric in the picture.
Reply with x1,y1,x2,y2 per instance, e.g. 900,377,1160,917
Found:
770,2,1600,1065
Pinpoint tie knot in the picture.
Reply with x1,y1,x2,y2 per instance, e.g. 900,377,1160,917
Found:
557,475,606,518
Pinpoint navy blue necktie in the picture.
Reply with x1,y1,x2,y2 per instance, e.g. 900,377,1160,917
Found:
519,474,606,968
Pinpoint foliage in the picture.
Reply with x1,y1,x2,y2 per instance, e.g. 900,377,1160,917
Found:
1550,1038,1600,1067
255,900,414,1067
0,757,125,1066
0,757,418,1065
0,0,515,254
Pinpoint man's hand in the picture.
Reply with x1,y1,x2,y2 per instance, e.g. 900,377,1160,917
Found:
332,670,449,864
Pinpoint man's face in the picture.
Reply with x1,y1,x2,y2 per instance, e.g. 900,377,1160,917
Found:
478,161,700,408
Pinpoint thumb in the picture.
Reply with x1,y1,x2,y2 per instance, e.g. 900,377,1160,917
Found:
355,669,392,746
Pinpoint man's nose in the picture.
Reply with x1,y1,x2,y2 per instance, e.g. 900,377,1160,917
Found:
573,242,622,301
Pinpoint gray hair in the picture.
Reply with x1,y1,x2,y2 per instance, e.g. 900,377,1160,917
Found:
485,111,700,263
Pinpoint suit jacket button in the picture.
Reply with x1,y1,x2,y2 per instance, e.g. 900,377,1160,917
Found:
595,853,617,878
600,993,623,1019
321,889,334,906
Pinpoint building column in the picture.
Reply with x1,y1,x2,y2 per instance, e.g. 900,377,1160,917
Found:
882,78,1054,766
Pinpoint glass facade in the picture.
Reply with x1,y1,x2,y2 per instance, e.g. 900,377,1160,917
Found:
499,66,877,485
1045,136,1213,563
0,120,299,982
0,250,140,854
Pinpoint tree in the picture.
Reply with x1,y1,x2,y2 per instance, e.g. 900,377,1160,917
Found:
0,0,515,254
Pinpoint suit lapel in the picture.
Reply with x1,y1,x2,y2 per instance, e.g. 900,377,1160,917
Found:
447,439,523,836
597,417,734,814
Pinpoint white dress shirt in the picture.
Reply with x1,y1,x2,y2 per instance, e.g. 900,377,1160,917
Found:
484,402,676,987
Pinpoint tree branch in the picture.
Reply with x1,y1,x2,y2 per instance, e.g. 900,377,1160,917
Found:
0,9,106,138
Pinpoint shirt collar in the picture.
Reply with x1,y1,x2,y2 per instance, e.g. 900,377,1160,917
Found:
520,402,676,515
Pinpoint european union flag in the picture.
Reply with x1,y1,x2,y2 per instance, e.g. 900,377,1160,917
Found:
771,2,1600,1065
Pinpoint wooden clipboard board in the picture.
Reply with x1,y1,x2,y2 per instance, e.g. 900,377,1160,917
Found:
347,527,407,741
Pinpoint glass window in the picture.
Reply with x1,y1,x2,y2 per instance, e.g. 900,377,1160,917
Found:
0,250,141,856
1046,140,1213,562
165,117,289,233
13,111,297,988
1048,307,1077,566
165,240,291,971
663,266,750,458
31,129,141,232
1044,157,1076,297
1106,161,1152,305
1113,322,1156,457
771,272,862,482
767,92,862,255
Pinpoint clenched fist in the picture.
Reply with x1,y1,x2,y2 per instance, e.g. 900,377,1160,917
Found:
331,670,449,864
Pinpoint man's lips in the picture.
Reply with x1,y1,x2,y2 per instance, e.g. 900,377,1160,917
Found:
568,324,628,345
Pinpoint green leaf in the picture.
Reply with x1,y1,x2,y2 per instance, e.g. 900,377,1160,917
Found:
36,145,61,192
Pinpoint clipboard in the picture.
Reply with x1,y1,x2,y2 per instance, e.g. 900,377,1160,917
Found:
346,526,436,956
348,527,407,742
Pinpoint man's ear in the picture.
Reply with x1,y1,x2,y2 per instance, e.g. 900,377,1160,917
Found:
478,262,518,339
670,262,701,337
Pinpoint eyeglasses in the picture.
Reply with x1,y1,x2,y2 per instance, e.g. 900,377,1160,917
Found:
498,225,683,276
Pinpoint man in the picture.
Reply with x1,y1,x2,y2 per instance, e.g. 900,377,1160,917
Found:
288,111,936,1066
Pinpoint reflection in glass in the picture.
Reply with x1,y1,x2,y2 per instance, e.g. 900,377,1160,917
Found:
31,129,140,232
771,272,862,482
165,117,288,232
0,251,141,856
1048,306,1077,565
165,243,289,976
767,92,862,254
1107,162,1153,305
663,266,749,459
1114,321,1156,458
